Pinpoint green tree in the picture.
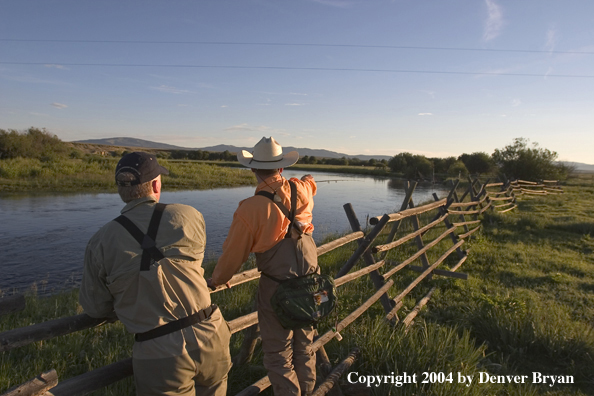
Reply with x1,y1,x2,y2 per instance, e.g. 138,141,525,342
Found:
447,160,469,177
492,138,568,180
0,127,68,160
459,152,495,175
389,153,433,179
388,152,413,173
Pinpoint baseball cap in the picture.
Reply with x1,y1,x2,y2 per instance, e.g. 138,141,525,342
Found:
115,152,169,186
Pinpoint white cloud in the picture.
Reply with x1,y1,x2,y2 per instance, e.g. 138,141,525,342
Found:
420,90,436,99
221,105,228,108
285,103,306,106
511,98,522,107
44,64,68,70
51,102,68,109
308,0,352,8
224,124,287,135
484,0,504,41
150,85,192,94
418,113,433,116
545,26,557,53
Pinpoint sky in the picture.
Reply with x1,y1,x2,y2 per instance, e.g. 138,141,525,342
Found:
1,0,593,164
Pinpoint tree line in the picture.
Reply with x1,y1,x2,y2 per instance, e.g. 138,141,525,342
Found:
0,128,572,181
386,138,572,181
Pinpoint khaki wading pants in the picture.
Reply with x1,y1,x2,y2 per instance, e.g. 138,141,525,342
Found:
132,309,232,396
258,282,316,396
256,233,319,396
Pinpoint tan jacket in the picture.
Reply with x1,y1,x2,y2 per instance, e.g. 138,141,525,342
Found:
79,196,216,359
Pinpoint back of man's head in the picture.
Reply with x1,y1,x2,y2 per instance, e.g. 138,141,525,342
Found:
115,152,169,203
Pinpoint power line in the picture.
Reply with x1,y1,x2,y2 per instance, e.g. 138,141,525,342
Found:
1,61,593,78
1,38,593,55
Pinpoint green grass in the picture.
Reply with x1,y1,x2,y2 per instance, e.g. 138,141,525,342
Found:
1,177,593,395
0,156,257,193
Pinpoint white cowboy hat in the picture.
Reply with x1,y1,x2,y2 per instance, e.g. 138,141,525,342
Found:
237,137,299,169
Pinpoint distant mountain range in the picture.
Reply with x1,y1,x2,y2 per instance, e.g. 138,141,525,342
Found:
74,137,594,171
74,137,393,161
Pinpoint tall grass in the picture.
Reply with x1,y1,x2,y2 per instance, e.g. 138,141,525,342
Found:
0,156,256,192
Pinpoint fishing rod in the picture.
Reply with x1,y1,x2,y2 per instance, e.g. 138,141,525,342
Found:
315,179,356,183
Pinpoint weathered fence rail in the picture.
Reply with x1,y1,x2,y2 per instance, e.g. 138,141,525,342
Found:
1,176,562,396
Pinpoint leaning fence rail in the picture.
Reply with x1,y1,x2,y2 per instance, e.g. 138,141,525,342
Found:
0,176,563,396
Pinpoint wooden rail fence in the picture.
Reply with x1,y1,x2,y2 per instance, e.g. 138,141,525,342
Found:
0,177,562,396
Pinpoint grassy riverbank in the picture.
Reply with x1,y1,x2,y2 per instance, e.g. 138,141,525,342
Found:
0,157,257,193
0,156,398,193
1,176,593,395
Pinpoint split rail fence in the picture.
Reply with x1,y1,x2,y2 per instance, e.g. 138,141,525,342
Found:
0,177,562,396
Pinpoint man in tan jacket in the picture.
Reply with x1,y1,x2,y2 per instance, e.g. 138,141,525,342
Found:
209,137,318,396
80,152,231,396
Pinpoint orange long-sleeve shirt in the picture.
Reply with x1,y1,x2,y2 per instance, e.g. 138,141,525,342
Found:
211,173,316,286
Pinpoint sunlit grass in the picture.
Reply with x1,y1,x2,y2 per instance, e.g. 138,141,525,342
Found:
0,157,257,193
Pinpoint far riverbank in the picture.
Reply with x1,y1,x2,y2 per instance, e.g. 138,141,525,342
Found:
0,156,399,194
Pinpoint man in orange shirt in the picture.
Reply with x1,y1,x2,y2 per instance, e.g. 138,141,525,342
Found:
208,137,318,396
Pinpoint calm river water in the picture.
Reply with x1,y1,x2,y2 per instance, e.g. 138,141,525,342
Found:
0,170,446,295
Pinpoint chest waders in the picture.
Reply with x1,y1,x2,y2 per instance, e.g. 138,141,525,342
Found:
257,182,336,330
113,203,217,342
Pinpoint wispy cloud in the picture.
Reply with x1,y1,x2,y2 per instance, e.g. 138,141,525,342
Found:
418,113,433,116
420,90,436,99
285,103,306,106
224,123,287,135
511,98,522,107
51,102,68,109
484,0,504,41
44,64,69,70
221,105,228,108
545,26,557,53
308,0,353,8
150,85,192,94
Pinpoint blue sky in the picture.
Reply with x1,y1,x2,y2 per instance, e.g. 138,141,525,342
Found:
1,0,593,164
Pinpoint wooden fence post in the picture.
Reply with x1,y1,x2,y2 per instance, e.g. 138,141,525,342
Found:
449,180,470,234
379,182,416,261
232,300,260,366
340,204,393,314
432,192,467,259
1,369,58,396
312,348,360,396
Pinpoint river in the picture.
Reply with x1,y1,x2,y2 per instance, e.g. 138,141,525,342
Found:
0,170,446,295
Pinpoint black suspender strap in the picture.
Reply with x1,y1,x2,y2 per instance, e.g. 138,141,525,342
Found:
256,181,300,238
287,181,297,238
135,304,218,342
113,203,167,271
257,190,275,201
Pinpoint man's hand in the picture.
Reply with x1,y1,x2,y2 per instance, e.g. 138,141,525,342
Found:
206,278,231,291
301,174,314,181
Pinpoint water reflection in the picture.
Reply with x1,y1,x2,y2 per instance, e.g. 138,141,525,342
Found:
0,170,447,295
